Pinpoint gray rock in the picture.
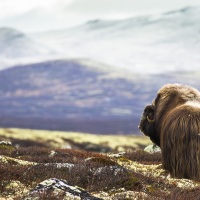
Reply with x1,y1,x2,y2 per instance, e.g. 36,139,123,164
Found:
93,165,128,176
44,163,75,169
0,141,12,145
144,144,161,154
0,141,15,150
27,178,103,200
108,152,126,158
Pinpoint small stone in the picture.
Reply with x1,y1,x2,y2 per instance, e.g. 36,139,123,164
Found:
49,150,57,158
0,141,16,151
144,144,161,154
108,152,126,158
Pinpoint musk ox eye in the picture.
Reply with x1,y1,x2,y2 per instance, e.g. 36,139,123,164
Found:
147,112,154,123
142,104,155,123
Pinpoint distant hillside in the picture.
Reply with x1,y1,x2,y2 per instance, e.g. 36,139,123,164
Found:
0,59,143,134
0,59,200,134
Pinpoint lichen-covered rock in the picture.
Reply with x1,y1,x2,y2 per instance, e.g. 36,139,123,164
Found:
0,155,36,165
48,150,57,158
0,141,15,151
108,152,126,158
93,165,128,176
4,181,28,197
43,162,75,169
144,144,161,154
27,178,103,200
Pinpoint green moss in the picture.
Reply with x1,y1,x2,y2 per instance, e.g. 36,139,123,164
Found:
118,157,131,163
0,145,14,150
0,142,15,156
146,185,156,193
123,172,141,190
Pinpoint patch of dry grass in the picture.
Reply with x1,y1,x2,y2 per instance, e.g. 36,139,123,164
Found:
0,128,151,151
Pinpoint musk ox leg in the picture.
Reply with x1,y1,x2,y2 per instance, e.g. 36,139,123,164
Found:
160,104,200,180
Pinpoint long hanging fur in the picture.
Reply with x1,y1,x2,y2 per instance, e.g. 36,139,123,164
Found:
139,83,200,180
161,103,200,179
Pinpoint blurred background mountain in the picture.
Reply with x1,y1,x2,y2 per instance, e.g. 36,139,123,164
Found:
0,1,200,134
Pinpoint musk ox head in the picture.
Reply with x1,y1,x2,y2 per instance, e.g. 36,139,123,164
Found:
139,83,200,180
138,104,159,145
139,83,200,146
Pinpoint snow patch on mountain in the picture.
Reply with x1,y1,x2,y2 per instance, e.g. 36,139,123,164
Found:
1,6,200,74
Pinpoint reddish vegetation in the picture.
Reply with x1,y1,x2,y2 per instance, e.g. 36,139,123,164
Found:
1,139,200,199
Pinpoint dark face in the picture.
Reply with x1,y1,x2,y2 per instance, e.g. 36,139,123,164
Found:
139,104,160,146
138,83,199,147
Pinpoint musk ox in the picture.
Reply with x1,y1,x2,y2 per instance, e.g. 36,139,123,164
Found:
139,83,200,180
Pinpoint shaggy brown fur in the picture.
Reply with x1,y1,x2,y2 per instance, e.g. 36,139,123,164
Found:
139,83,200,180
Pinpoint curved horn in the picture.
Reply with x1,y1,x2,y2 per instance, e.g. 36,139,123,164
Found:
147,115,154,123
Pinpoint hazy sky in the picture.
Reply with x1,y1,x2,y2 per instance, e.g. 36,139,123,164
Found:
0,0,200,32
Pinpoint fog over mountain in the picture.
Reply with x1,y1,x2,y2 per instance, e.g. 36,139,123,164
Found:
0,27,54,69
0,6,200,73
25,6,200,74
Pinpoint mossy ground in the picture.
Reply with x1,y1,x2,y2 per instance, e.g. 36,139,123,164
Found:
0,128,200,199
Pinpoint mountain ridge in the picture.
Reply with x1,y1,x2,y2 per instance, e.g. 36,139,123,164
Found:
0,59,200,134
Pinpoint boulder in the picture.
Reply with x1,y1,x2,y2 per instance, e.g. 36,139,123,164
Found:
27,178,103,200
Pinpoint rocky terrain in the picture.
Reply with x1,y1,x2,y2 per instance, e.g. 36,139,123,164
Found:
1,128,200,199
